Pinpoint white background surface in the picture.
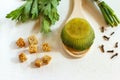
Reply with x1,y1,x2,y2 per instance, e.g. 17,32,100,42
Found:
0,0,120,80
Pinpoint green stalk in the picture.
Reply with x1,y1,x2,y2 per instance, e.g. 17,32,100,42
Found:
99,4,112,25
94,0,120,27
104,6,114,26
114,15,120,24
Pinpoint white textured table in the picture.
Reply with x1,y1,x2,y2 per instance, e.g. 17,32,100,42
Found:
0,0,120,80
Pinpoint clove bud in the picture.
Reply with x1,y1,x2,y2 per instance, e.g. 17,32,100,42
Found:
110,53,118,59
99,44,105,53
107,50,114,53
103,35,110,41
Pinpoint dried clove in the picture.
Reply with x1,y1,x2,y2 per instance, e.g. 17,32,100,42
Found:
103,35,110,41
110,53,118,59
107,50,114,53
100,26,105,33
110,32,115,36
114,42,118,48
99,45,105,53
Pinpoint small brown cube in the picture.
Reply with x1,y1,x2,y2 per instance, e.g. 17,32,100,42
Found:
19,53,27,62
16,37,25,48
42,55,51,64
28,35,38,45
42,43,51,52
34,59,43,67
29,45,38,53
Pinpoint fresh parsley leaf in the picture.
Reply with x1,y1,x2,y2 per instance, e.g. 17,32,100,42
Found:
41,16,51,33
31,0,39,19
6,0,61,34
39,0,60,33
23,0,33,21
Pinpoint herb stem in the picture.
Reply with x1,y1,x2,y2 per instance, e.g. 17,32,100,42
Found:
94,0,120,27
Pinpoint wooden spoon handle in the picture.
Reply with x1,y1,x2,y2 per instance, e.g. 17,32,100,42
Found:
67,0,84,22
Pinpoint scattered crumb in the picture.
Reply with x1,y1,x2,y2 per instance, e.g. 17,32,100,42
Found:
16,37,25,48
29,45,38,53
19,53,27,62
15,35,53,68
42,42,51,52
28,34,38,45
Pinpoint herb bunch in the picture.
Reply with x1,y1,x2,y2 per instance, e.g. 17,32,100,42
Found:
94,0,120,27
6,0,61,34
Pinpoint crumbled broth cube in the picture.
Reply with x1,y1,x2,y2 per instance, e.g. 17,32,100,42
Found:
28,35,38,45
34,59,43,67
19,53,27,62
42,55,52,64
16,37,25,48
29,45,38,53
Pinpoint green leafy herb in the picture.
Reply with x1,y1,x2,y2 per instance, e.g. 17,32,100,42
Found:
94,0,120,27
6,0,60,34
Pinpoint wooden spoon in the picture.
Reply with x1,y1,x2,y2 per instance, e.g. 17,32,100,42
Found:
66,0,84,22
61,0,89,58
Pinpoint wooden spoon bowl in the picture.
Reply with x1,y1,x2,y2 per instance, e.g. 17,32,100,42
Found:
60,0,94,58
